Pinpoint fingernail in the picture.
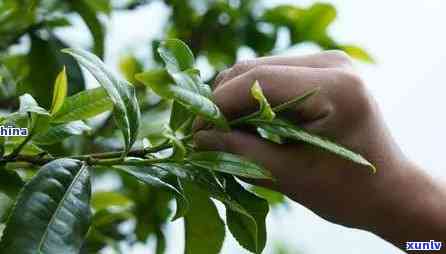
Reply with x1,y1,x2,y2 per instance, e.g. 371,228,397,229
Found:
194,130,226,151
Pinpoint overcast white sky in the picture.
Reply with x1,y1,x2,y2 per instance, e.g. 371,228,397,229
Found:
65,1,446,253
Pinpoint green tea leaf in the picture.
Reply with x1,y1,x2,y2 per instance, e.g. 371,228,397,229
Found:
158,39,195,73
272,87,319,113
170,101,193,131
183,182,225,254
18,94,50,116
18,94,50,136
0,170,23,222
18,34,85,108
71,0,105,58
63,48,141,155
251,186,286,207
33,121,91,145
251,80,275,121
341,45,375,63
51,87,113,124
137,73,228,129
0,159,91,254
162,126,186,161
91,191,133,211
188,152,272,179
113,165,188,216
119,55,143,84
250,118,375,172
50,67,68,115
83,0,111,14
225,177,269,254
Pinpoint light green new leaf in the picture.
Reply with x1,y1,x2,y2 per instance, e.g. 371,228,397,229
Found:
225,177,269,254
137,73,228,129
119,55,143,84
50,67,68,115
0,159,91,254
250,118,375,172
33,121,91,145
51,87,113,124
183,182,225,254
188,152,272,179
158,39,195,73
341,45,375,63
251,186,286,207
63,48,141,155
251,80,275,121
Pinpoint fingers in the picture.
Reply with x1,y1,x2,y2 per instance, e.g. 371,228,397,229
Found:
214,50,352,89
213,65,340,123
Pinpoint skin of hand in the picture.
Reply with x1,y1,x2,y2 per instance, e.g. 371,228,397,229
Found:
193,51,446,250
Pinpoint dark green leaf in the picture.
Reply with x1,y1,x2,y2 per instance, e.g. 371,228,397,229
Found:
162,127,186,161
170,101,193,131
18,34,85,108
158,39,195,73
0,170,23,222
71,0,105,58
63,48,141,155
83,0,111,14
0,159,91,254
51,87,113,124
113,164,188,217
225,177,268,254
250,118,376,172
188,152,272,179
136,73,228,129
33,121,91,145
183,182,225,254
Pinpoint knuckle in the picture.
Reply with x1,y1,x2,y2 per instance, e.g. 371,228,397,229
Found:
229,60,254,78
323,50,353,68
247,65,270,79
214,69,231,88
333,69,374,115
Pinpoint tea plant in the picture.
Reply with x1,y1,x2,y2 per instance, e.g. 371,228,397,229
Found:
0,39,374,254
0,1,374,253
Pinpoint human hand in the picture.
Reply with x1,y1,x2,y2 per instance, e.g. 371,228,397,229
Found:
194,51,446,248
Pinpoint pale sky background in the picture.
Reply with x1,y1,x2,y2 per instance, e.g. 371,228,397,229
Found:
61,0,446,253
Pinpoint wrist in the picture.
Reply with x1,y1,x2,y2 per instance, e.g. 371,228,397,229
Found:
362,159,446,248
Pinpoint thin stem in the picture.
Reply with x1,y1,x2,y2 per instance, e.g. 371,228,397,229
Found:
272,87,320,113
6,134,33,160
229,87,320,126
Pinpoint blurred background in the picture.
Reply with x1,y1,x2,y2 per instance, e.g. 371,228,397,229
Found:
2,0,445,253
